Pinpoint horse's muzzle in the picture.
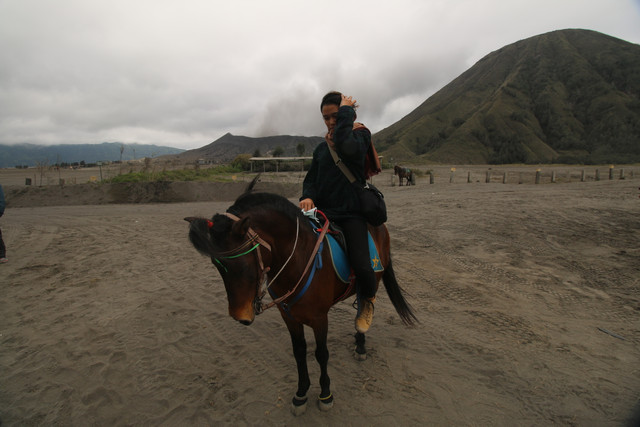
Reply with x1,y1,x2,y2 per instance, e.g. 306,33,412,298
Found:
238,319,253,326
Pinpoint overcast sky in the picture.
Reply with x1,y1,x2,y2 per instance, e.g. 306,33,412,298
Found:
1,0,639,149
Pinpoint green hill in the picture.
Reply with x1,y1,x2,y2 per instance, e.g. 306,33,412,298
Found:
373,29,640,164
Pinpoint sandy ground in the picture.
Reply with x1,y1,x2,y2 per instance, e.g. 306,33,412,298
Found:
0,168,639,426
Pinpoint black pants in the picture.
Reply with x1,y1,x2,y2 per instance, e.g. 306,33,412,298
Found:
333,217,377,300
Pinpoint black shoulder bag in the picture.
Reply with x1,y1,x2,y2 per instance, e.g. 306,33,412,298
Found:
329,147,387,226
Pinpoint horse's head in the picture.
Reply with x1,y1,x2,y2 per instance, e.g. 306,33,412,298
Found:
394,165,400,175
185,214,269,325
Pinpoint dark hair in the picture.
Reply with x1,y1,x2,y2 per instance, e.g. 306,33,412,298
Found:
320,91,342,111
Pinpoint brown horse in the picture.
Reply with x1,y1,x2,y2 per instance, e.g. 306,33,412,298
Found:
394,165,414,186
185,178,416,414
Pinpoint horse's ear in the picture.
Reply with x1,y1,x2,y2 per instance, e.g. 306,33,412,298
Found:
232,216,250,236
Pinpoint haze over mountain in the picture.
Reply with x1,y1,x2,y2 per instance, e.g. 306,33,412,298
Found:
374,29,640,164
0,143,184,168
171,133,323,163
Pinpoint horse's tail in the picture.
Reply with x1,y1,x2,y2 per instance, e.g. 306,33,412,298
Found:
382,256,418,326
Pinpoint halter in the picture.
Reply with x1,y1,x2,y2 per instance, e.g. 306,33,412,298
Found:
219,211,328,314
215,212,307,314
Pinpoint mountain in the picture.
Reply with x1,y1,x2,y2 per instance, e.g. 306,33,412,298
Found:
373,29,640,164
0,143,184,168
171,133,323,163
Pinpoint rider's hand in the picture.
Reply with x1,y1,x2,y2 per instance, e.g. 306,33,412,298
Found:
340,94,358,108
299,198,315,211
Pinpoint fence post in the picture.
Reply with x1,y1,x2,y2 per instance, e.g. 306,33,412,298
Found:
486,171,491,183
620,168,625,180
467,171,471,183
450,168,456,183
535,169,541,184
609,165,614,180
595,169,600,181
429,172,434,184
551,171,556,183
581,169,585,182
503,172,507,184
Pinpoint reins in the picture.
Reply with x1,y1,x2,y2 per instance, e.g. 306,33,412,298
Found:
262,216,329,312
222,212,329,314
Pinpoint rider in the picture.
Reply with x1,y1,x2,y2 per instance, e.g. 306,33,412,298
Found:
299,91,377,334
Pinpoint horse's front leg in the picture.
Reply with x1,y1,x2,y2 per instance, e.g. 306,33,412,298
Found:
311,316,334,411
284,317,311,416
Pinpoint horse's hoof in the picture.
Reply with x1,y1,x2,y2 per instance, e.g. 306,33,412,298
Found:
317,394,334,411
291,394,308,416
354,350,367,361
291,401,307,416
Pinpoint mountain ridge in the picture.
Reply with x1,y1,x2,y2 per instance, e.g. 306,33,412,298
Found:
0,142,184,168
373,29,640,164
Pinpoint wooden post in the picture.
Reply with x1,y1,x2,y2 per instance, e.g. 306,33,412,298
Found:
620,169,625,180
467,171,471,183
503,172,507,184
486,171,491,183
518,172,523,184
595,169,600,181
609,165,614,180
429,172,434,184
535,169,541,184
581,169,585,182
450,168,456,183
551,171,556,183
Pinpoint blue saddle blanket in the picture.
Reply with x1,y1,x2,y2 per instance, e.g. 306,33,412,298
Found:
326,231,384,284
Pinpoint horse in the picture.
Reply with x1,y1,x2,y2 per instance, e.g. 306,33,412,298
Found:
185,177,416,415
394,165,414,186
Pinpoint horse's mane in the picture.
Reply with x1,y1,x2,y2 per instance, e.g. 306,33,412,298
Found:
227,176,303,223
188,177,302,257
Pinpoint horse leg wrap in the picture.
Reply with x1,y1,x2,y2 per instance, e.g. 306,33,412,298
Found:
317,393,334,411
291,393,308,416
292,393,308,406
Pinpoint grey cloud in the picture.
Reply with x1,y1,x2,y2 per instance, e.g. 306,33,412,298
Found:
0,0,639,149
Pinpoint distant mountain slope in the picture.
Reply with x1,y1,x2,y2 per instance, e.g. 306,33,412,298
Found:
0,143,184,168
374,29,640,164
173,133,323,163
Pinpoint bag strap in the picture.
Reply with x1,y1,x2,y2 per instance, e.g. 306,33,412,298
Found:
328,147,357,184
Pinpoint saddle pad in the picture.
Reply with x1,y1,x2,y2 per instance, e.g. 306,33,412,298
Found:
326,232,384,284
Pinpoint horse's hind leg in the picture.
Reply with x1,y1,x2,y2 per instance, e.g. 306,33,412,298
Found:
354,332,367,361
284,318,310,416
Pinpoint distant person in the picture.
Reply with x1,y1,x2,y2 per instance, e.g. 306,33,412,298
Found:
0,184,6,263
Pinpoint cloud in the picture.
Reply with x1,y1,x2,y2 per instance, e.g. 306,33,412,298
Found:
0,0,639,149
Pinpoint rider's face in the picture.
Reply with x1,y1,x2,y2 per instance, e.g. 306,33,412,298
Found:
321,104,339,135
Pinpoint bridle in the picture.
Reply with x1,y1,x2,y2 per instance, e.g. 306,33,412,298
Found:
214,212,328,314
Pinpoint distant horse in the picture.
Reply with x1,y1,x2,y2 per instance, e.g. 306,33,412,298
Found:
394,165,414,186
185,177,416,415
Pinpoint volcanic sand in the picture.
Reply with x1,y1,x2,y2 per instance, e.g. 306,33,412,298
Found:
0,168,639,425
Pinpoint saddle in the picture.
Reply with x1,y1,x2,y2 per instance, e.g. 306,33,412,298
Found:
308,218,384,284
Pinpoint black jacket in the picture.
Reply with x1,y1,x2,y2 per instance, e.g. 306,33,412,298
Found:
301,106,371,220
